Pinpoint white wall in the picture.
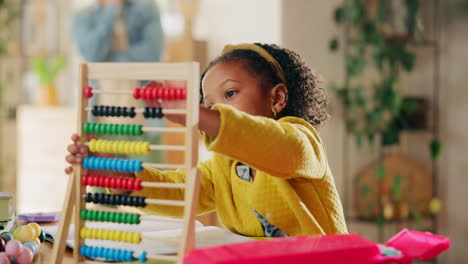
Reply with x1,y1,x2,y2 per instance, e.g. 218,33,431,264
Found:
194,0,282,59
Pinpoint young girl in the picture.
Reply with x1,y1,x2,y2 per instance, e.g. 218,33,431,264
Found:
66,43,347,237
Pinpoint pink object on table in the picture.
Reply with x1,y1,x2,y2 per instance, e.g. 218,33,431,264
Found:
386,229,451,260
5,240,22,257
185,233,408,264
16,247,33,264
0,252,10,264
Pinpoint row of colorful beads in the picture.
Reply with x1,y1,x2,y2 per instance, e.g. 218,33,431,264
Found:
80,245,148,262
88,139,150,155
133,87,186,100
83,122,143,135
80,228,141,244
84,193,147,207
80,209,141,224
82,175,143,191
83,157,143,172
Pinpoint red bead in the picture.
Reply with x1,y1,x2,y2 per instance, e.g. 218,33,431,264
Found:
109,177,116,188
180,88,187,100
163,88,169,100
82,175,89,185
156,88,163,100
84,86,93,98
151,88,158,100
98,176,105,187
134,179,142,190
133,88,141,99
124,178,132,189
169,88,176,100
104,176,111,188
91,175,99,186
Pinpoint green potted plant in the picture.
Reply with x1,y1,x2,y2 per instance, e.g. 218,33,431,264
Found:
329,0,442,231
32,55,66,106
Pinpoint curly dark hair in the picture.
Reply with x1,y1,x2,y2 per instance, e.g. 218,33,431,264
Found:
200,43,329,127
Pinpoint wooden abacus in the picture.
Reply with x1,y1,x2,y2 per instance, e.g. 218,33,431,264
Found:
51,62,200,264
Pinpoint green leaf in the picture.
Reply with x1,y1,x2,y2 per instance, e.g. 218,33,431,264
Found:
401,51,416,72
346,120,357,133
376,163,385,180
376,214,385,228
376,0,387,22
381,126,400,146
392,173,403,199
401,99,420,114
335,87,352,109
362,22,379,44
347,56,366,77
430,138,442,160
361,184,370,198
353,87,366,108
329,38,339,52
334,7,344,24
344,0,365,25
367,107,384,127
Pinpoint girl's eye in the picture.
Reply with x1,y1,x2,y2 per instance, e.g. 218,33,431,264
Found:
225,90,238,99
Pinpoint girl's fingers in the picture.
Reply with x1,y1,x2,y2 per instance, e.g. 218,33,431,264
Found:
71,134,80,143
65,154,82,164
67,144,79,155
65,166,73,174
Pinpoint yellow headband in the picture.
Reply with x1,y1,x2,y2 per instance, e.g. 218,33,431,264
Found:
222,43,286,84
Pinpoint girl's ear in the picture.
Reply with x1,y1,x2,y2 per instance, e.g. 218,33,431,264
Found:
270,83,288,114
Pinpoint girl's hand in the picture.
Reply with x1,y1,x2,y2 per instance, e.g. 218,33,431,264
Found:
64,133,115,175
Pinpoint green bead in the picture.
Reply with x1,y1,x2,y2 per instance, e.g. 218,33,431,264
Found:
109,124,116,134
136,125,143,135
123,125,130,135
99,123,106,134
1,232,13,241
38,230,46,243
132,214,140,224
80,209,87,220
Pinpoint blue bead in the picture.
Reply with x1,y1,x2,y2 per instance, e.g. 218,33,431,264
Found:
139,251,148,263
126,251,134,261
118,159,125,171
83,158,90,169
23,242,38,255
135,160,143,172
79,245,87,256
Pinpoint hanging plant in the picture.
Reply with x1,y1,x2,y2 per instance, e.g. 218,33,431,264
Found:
330,0,427,148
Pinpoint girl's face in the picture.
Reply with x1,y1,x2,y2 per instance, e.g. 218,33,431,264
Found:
201,62,274,118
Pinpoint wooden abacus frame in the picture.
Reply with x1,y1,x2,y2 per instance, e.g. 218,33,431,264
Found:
51,62,201,264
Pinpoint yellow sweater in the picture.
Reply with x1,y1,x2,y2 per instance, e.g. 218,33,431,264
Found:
133,104,347,237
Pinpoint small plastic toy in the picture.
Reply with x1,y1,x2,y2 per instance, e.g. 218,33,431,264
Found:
18,213,59,223
0,223,44,264
184,229,450,264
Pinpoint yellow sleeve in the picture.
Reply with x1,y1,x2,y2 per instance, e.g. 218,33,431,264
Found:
132,159,215,218
204,104,327,179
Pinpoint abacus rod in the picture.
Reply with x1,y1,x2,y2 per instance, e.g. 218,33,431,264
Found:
141,182,185,188
146,254,179,261
84,142,186,151
141,235,180,243
142,127,186,133
84,107,187,115
146,198,185,207
143,163,185,169
93,90,133,95
140,216,184,223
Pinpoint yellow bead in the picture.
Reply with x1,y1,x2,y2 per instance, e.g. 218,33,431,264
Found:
89,139,97,152
133,233,141,244
28,223,41,238
13,226,35,243
33,237,41,247
80,228,87,239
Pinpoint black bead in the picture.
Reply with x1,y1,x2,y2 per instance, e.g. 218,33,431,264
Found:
129,107,136,118
116,106,122,116
138,197,146,207
85,193,93,203
143,107,150,118
156,107,164,118
92,106,98,116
